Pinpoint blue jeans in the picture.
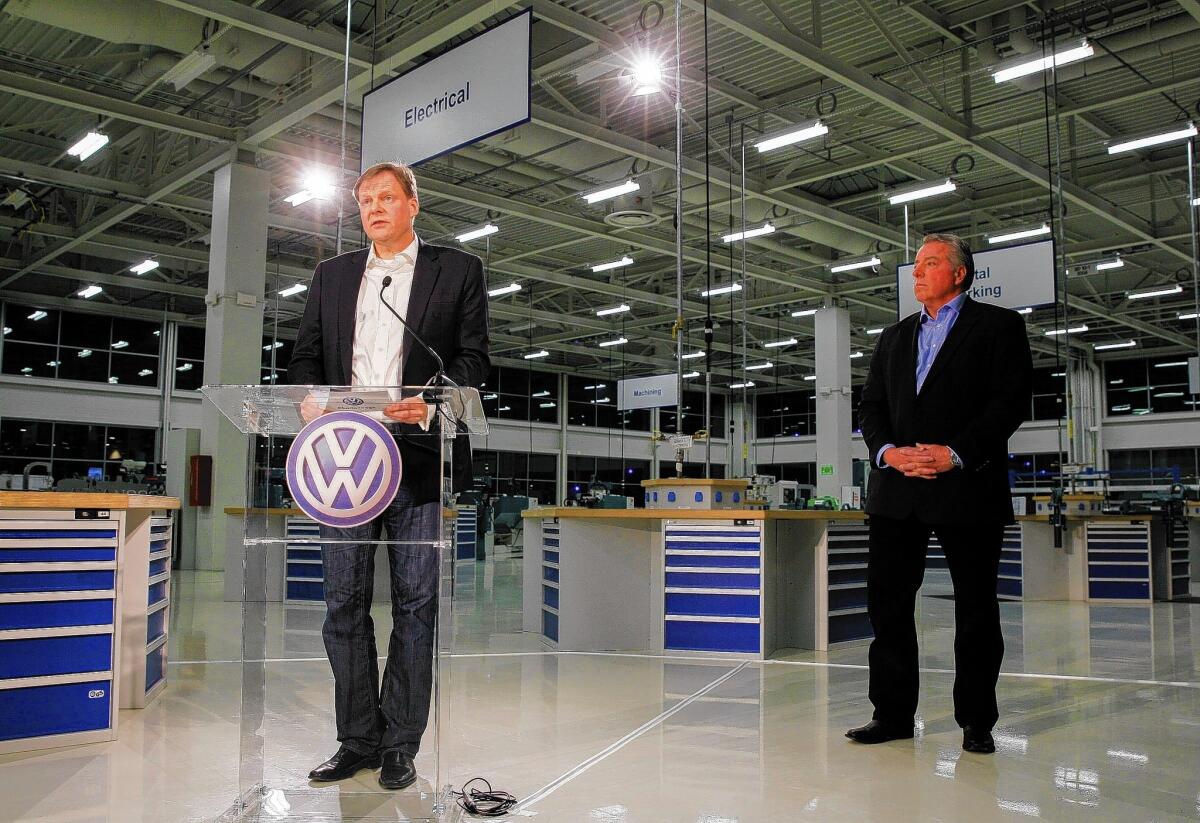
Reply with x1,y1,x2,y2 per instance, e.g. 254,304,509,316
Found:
319,485,441,755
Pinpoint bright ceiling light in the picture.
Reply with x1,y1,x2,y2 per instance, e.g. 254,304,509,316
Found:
888,179,956,205
176,362,193,372
849,351,864,359
592,256,633,273
630,56,662,95
1128,284,1183,300
67,131,109,161
1017,307,1034,314
77,285,102,299
111,340,129,349
28,310,47,321
830,256,881,273
264,341,283,350
745,362,773,371
487,282,521,297
791,308,819,318
681,350,705,359
78,349,92,358
285,171,335,207
1108,123,1197,154
682,371,700,379
991,40,1094,83
1178,311,1199,320
754,121,828,152
1094,340,1136,350
582,180,639,204
722,223,775,243
597,336,628,347
596,303,631,317
278,283,307,297
1154,360,1188,367
803,374,816,381
763,337,797,348
1095,257,1124,271
455,224,499,243
2,326,10,335
138,369,153,377
987,224,1050,244
1192,196,1200,206
1045,325,1089,336
130,259,159,275
524,349,550,359
702,283,742,297
730,381,755,389
284,190,315,207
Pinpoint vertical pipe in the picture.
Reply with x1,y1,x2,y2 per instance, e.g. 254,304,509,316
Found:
740,136,749,477
674,0,684,434
335,0,353,255
1188,139,1200,359
903,204,910,260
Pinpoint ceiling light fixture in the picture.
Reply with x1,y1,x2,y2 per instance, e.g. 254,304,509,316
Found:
455,224,499,243
278,283,307,298
112,340,129,349
77,285,102,299
130,259,159,275
487,282,521,297
791,308,819,318
67,131,109,161
702,283,742,297
1095,257,1124,271
682,371,701,379
992,40,1093,83
1128,284,1183,300
803,375,816,381
596,303,631,317
745,362,773,371
722,223,775,243
763,337,797,348
285,170,336,207
849,351,864,359
730,381,755,389
597,336,628,347
160,48,218,90
28,310,47,321
987,224,1050,244
1178,311,1199,320
866,327,884,335
1045,325,1089,336
582,180,639,204
592,256,633,273
830,255,882,273
1017,307,1034,314
681,350,705,360
1108,123,1198,154
523,350,550,359
1094,340,1136,350
754,121,828,152
138,369,153,377
888,178,956,205
630,56,662,96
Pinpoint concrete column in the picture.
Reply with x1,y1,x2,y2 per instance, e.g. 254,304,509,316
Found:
195,159,269,572
815,304,852,498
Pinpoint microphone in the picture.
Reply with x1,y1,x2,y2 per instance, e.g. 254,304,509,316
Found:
379,275,453,393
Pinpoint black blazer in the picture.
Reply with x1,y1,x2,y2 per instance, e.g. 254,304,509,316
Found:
287,240,490,505
858,297,1032,525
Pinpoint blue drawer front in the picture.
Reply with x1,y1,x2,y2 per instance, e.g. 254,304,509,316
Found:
665,554,759,569
287,563,324,579
148,580,169,607
150,538,170,552
0,529,117,540
147,608,167,644
287,548,322,561
0,547,116,562
287,580,324,601
1089,564,1149,579
0,634,112,679
542,585,559,609
828,588,868,611
1088,551,1150,563
665,593,760,618
0,599,114,630
828,612,873,644
997,578,1023,598
543,550,560,564
665,541,759,552
542,566,559,583
543,537,560,547
665,572,760,589
1089,580,1150,600
0,680,112,741
455,539,476,560
0,571,115,593
146,646,166,692
665,620,759,653
541,609,558,642
1088,540,1148,550
997,562,1022,578
149,558,170,578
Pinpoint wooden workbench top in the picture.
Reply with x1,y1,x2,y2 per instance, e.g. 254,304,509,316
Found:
640,478,751,488
523,507,866,521
226,506,457,518
0,491,180,510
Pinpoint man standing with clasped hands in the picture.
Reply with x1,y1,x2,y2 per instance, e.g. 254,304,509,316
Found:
848,233,1032,755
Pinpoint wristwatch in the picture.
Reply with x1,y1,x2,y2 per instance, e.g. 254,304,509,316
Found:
950,450,963,470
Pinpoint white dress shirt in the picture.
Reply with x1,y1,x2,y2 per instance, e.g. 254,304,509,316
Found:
351,236,419,390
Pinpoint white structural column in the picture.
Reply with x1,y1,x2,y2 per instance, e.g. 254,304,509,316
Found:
815,304,853,498
195,159,270,572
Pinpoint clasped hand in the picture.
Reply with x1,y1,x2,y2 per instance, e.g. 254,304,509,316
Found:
884,443,955,479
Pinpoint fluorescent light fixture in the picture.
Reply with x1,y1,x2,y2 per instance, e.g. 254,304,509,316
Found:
1178,312,1199,320
630,57,662,96
278,283,307,298
46,360,60,367
160,48,218,90
1,189,30,210
584,384,605,390
830,255,881,273
1128,284,1183,300
791,308,819,318
2,326,10,335
722,223,775,243
1153,360,1188,367
76,285,102,299
20,367,32,374
1017,307,1034,314
111,340,129,349
745,362,773,371
77,349,92,358
1193,196,1200,206
1095,258,1124,271
284,171,336,207
532,390,550,397
754,121,828,152
592,256,633,273
1111,404,1131,412
764,337,797,348
992,40,1094,83
264,341,283,350
1108,123,1197,154
803,374,816,381
702,283,742,297
138,369,153,377
483,393,498,400
1051,372,1066,378
455,224,499,243
596,303,631,316
681,351,705,360
1110,378,1124,385
582,180,639,204
1045,325,1089,336
987,224,1050,244
590,397,611,404
850,351,864,359
888,178,956,205
67,131,109,161
176,363,193,372
682,371,700,379
523,350,550,359
487,282,521,297
730,381,755,389
130,259,159,275
866,327,884,335
597,336,628,347
1094,340,1136,350
539,402,556,408
28,310,47,321
284,190,316,207
1155,391,1184,398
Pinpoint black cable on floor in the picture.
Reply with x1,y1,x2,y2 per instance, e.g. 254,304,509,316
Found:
453,777,518,817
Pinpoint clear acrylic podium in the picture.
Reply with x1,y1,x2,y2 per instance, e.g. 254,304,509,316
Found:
201,384,487,822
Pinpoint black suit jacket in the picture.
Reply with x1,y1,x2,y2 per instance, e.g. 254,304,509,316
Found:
286,240,490,505
858,297,1032,525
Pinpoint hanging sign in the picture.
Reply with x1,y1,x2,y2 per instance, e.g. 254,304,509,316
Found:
896,239,1056,319
618,373,680,410
360,10,532,169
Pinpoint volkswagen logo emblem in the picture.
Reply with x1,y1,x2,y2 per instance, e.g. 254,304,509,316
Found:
286,411,401,528
342,396,364,406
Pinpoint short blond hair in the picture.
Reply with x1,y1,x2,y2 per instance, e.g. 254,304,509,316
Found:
353,161,418,201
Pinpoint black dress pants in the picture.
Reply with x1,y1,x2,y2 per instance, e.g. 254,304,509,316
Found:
866,514,1004,730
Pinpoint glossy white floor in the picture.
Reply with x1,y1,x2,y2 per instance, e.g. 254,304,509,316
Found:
2,557,1199,822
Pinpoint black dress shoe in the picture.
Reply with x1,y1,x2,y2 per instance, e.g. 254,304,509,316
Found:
845,719,915,744
308,746,381,782
962,726,995,754
379,750,417,790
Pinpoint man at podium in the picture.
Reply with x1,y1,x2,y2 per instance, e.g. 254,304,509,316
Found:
287,160,490,789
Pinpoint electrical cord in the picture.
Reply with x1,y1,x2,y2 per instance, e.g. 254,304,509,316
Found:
453,778,518,817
